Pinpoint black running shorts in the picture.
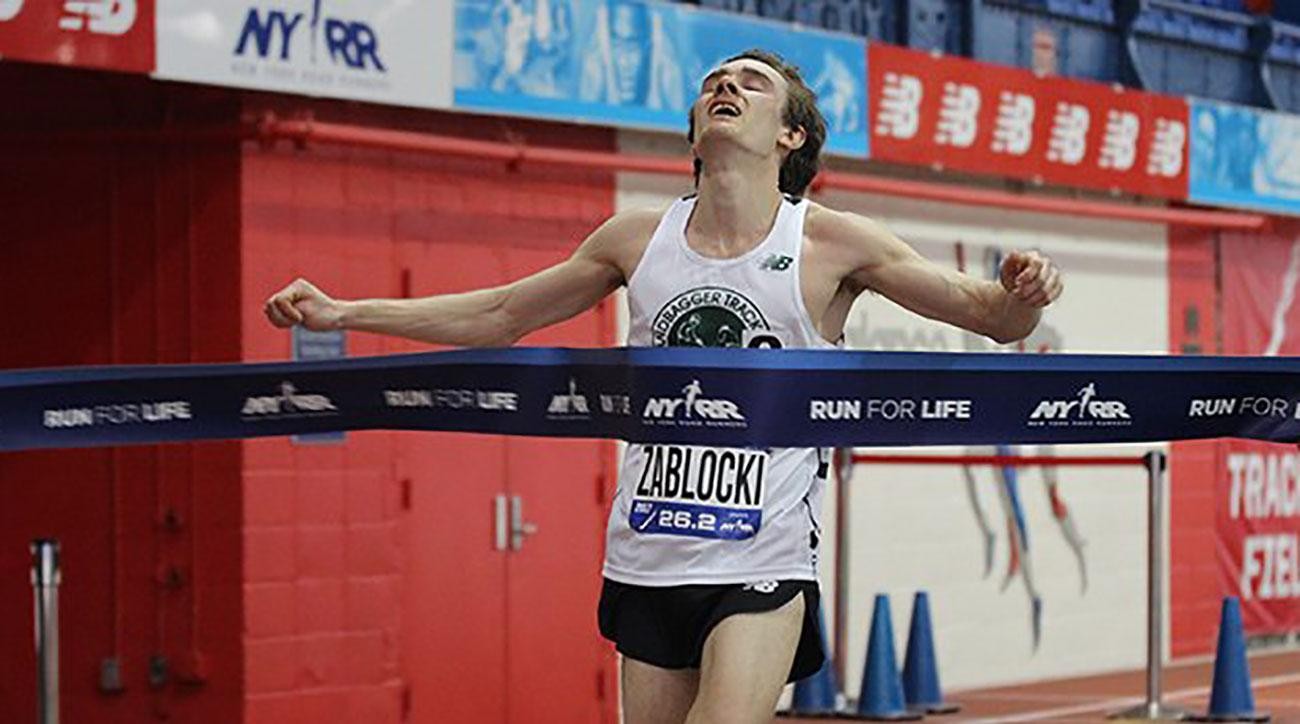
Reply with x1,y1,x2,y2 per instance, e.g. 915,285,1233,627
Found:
597,577,825,683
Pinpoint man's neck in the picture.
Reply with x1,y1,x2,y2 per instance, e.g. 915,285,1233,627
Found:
689,164,783,255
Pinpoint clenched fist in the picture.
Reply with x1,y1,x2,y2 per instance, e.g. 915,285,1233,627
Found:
263,278,345,331
999,250,1063,308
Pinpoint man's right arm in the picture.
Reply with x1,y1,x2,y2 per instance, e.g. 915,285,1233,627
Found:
264,209,657,346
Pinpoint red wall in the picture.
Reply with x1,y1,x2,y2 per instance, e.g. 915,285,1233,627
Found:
237,98,620,724
1168,226,1222,657
1,64,620,724
0,65,244,722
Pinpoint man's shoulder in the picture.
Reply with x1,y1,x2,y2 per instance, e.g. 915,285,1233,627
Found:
605,206,669,237
587,206,669,249
803,201,888,247
580,205,670,271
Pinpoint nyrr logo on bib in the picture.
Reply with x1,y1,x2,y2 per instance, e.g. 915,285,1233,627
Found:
651,286,771,348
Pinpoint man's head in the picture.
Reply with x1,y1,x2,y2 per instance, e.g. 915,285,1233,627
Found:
687,49,826,197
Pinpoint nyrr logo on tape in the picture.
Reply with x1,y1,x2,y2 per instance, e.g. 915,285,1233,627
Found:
547,378,590,420
243,381,338,420
1028,382,1131,427
641,380,746,428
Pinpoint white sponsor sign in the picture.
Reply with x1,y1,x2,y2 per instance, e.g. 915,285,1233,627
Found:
156,0,451,109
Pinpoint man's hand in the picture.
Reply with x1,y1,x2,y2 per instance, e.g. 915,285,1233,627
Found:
999,250,1063,308
264,278,345,331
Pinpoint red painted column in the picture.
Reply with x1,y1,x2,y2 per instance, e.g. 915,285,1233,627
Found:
1168,226,1223,658
0,65,243,723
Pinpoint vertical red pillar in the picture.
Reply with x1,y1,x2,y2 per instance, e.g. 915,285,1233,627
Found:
0,65,244,723
1168,225,1223,657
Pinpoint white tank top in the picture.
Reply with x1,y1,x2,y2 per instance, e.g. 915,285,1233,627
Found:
603,194,838,586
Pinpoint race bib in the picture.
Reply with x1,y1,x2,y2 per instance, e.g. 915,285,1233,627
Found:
628,444,767,540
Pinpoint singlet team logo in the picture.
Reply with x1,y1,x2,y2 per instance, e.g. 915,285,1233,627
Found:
650,286,770,348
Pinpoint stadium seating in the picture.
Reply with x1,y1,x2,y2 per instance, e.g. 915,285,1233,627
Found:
1125,0,1265,104
975,0,1124,81
1263,20,1300,112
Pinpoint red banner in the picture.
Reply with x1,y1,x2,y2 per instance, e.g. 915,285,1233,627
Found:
868,44,1189,200
0,0,153,73
1216,442,1300,633
1215,225,1300,633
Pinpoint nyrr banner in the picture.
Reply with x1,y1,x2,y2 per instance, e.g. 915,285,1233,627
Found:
452,0,868,157
868,44,1189,199
7,347,1300,451
155,0,452,109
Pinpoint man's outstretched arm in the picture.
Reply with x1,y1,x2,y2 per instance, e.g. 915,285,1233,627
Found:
814,208,1063,344
264,210,651,347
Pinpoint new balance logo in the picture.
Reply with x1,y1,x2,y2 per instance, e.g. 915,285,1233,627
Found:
992,91,1035,156
0,0,22,22
1146,118,1186,178
935,82,981,148
58,0,136,35
1047,102,1090,166
760,254,793,272
875,72,923,140
1099,110,1139,172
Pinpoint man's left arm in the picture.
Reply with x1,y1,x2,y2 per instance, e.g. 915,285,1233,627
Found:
817,209,1063,344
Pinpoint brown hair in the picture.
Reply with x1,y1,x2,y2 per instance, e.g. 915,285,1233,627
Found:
686,49,827,198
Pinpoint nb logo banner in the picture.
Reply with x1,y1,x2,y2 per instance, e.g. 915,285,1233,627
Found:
867,44,1190,200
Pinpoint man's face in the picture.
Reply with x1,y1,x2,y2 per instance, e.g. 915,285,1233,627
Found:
691,58,803,164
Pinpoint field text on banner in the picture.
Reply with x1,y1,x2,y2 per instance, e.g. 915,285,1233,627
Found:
1218,442,1300,632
